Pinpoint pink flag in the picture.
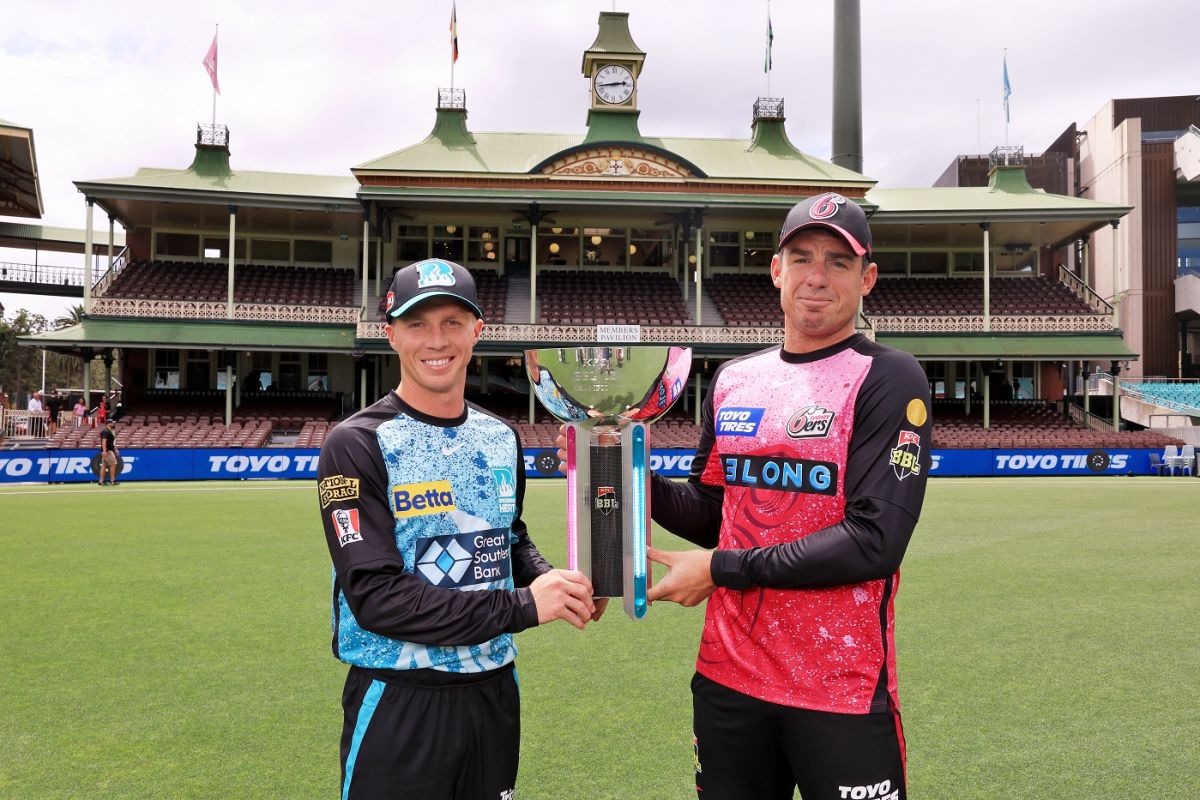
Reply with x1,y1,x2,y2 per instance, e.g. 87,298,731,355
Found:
202,32,220,94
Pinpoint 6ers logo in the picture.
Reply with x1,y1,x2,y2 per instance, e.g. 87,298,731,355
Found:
385,290,395,311
787,405,835,439
809,192,846,220
594,486,618,515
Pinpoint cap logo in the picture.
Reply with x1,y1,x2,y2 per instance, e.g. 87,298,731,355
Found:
809,193,846,221
385,290,395,309
417,260,456,290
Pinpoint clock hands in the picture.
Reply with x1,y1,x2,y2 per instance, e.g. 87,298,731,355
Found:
596,80,632,88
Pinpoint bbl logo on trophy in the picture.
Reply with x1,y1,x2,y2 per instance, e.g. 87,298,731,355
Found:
594,486,619,515
526,345,692,620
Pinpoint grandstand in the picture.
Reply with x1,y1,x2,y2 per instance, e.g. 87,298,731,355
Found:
931,401,1184,450
9,10,1166,477
108,261,356,306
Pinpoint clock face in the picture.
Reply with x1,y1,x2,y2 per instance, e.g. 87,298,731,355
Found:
594,64,634,105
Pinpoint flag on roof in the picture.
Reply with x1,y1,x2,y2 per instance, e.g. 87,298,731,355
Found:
203,31,220,94
764,12,774,74
1003,52,1012,123
450,2,459,64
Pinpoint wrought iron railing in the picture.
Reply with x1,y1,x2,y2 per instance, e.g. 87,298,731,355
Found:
869,314,1114,333
196,123,229,146
753,97,784,120
90,297,360,324
989,145,1024,169
438,88,466,110
0,260,85,288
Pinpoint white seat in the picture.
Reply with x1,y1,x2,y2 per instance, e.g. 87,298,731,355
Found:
1163,445,1181,476
1181,445,1195,477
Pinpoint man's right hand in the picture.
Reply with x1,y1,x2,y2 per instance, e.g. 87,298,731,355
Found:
530,569,596,630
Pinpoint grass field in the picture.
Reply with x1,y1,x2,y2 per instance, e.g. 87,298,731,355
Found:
1,477,1197,799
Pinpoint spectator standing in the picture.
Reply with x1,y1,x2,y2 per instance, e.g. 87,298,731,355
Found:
46,388,63,435
27,391,44,436
98,419,120,485
74,397,87,427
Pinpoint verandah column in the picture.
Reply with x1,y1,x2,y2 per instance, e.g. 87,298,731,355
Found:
83,198,94,313
227,205,237,320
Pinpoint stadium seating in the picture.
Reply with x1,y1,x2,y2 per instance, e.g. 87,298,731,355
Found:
931,400,1184,449
1123,381,1200,413
535,270,690,326
47,418,272,449
707,274,1097,326
376,268,508,321
104,260,356,306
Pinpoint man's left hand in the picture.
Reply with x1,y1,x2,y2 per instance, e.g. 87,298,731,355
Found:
646,547,716,607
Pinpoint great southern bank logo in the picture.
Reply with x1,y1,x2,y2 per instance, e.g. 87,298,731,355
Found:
414,530,512,588
417,259,456,289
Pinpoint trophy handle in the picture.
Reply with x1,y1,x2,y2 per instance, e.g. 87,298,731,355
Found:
566,421,592,580
622,421,650,619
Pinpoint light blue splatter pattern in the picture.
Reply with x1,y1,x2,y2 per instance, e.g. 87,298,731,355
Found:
334,407,520,673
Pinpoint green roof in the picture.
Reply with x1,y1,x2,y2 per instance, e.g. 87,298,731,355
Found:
21,318,356,353
356,123,871,184
868,168,1130,220
0,222,125,249
76,166,359,202
878,333,1137,360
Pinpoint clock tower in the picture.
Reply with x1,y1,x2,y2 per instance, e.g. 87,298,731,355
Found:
582,12,645,141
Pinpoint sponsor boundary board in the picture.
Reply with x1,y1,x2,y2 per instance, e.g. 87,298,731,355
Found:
0,447,1164,484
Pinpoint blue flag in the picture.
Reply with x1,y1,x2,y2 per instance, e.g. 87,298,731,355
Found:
1003,52,1012,123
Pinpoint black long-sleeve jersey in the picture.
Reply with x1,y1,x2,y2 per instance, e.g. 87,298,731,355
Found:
317,392,551,673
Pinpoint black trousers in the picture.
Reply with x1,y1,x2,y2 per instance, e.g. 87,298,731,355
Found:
692,673,906,800
340,663,520,800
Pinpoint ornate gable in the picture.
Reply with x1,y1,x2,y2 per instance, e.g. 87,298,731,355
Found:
541,146,693,179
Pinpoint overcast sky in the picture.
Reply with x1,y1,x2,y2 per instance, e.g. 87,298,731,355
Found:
3,0,1196,320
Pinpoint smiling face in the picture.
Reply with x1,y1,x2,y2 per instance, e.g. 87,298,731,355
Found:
385,298,484,417
770,228,877,353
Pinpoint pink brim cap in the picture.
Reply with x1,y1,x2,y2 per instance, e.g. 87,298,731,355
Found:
779,221,869,257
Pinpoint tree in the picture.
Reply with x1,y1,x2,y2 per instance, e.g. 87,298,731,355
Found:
0,309,49,405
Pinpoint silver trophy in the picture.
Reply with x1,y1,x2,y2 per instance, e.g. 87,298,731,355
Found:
525,346,692,619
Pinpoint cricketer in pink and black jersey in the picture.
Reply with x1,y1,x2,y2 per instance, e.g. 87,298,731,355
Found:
651,333,932,715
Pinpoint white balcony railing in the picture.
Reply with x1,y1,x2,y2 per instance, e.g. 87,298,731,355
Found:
90,297,360,325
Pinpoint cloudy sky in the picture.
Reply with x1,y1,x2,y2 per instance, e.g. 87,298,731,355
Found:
2,0,1195,319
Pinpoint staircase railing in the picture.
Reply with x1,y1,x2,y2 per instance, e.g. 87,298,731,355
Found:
1058,264,1113,315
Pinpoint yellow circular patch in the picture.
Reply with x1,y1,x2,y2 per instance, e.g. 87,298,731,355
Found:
906,398,928,427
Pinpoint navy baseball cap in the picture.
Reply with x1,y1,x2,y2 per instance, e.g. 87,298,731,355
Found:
779,192,872,258
385,259,483,320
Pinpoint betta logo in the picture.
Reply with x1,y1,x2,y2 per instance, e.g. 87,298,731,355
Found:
787,405,836,439
594,486,619,515
809,193,846,220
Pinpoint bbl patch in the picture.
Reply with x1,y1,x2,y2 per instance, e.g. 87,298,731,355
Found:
330,508,362,547
491,466,517,514
318,474,360,508
414,529,511,588
889,430,922,480
417,260,455,289
786,405,836,439
594,485,619,515
392,480,456,518
716,407,764,437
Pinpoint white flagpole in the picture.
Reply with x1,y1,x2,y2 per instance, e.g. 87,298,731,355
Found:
766,0,772,97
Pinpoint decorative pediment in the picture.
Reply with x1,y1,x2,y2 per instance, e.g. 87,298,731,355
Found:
541,146,694,179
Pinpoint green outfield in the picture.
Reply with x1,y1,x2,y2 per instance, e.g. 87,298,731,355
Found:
1,477,1197,799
